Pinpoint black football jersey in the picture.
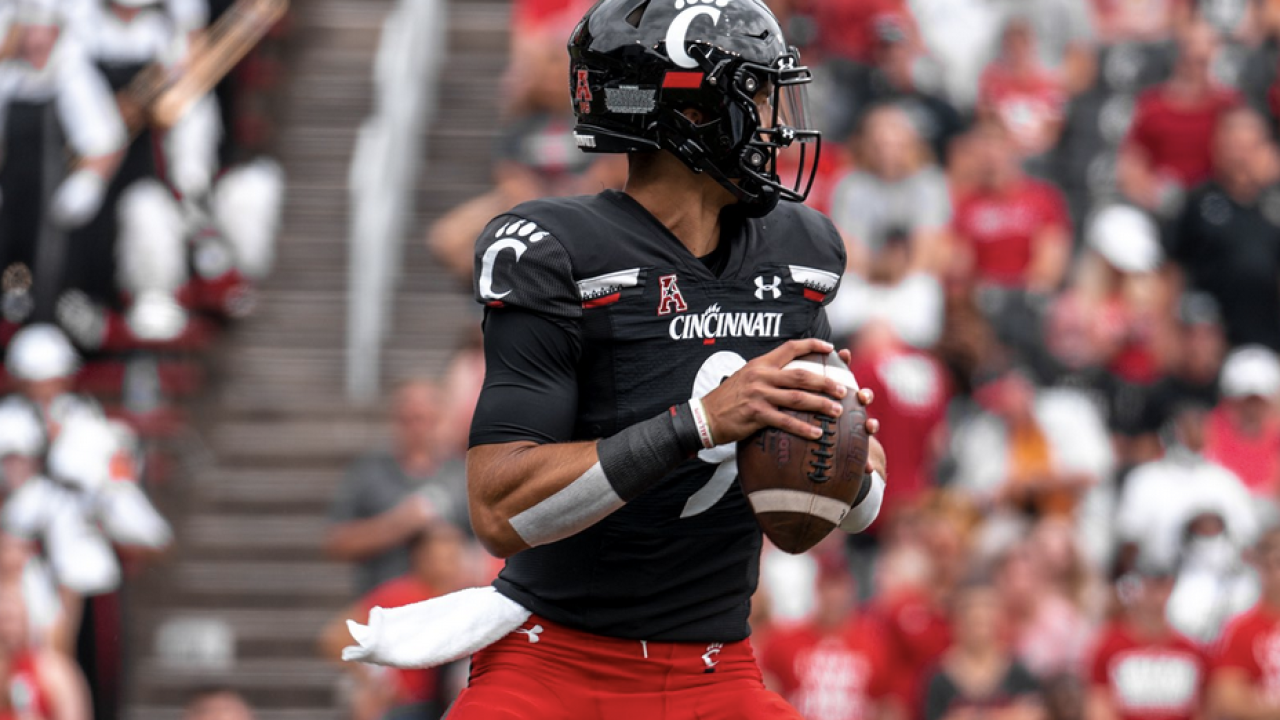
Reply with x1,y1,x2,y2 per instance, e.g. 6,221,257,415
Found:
469,190,845,642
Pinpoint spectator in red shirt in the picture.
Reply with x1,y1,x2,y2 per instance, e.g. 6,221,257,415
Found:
806,0,913,65
1087,564,1208,720
1208,527,1280,718
869,525,961,718
758,555,904,720
1203,346,1280,498
996,543,1094,678
321,524,469,720
1119,21,1241,216
951,125,1072,295
1053,204,1166,386
848,323,952,528
977,19,1068,160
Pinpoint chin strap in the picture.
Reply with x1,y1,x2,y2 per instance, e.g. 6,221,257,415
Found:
651,111,780,216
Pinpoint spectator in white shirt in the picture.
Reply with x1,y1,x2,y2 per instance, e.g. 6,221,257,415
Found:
827,106,949,348
1117,403,1259,574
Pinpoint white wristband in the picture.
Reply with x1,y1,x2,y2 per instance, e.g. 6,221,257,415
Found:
840,471,885,534
688,397,716,449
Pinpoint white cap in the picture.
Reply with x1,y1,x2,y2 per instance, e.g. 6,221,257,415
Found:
47,411,115,491
1221,345,1280,399
0,403,41,457
6,324,78,382
1087,205,1164,273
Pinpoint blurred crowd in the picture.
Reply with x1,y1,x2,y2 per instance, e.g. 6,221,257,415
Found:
315,0,1280,720
0,0,288,717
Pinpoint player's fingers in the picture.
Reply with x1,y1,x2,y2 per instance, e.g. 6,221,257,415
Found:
761,338,834,366
771,367,848,399
864,417,880,435
856,388,875,407
756,407,825,440
763,387,843,419
837,349,852,365
866,438,887,476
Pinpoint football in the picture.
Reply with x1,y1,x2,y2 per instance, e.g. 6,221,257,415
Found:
736,352,871,554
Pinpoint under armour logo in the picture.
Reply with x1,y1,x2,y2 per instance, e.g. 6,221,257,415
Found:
702,642,723,672
754,276,781,300
515,624,544,644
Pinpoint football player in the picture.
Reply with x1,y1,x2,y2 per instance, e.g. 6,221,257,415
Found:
457,1,887,717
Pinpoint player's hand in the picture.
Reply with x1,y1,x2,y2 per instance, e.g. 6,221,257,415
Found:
867,436,886,479
700,339,850,444
838,347,881,442
392,495,436,533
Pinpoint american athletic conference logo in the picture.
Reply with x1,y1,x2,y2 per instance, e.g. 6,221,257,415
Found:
657,274,689,315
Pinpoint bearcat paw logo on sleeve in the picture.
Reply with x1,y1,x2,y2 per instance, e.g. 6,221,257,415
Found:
478,220,550,301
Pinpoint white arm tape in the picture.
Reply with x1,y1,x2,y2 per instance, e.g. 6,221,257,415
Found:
508,462,624,548
840,471,885,534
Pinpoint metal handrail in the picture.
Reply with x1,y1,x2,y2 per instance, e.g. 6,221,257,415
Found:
345,0,445,403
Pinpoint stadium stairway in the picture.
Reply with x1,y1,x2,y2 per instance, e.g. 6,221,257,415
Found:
122,1,509,717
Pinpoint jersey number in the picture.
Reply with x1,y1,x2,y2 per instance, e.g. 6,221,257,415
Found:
680,351,746,518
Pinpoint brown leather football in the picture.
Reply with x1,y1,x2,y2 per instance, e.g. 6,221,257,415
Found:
736,352,870,554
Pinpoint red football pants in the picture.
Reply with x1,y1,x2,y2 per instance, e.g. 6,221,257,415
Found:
445,615,802,719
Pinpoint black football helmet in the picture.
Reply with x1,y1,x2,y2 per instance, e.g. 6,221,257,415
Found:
568,0,820,217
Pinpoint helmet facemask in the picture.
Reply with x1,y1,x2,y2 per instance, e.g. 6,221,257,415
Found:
656,47,822,217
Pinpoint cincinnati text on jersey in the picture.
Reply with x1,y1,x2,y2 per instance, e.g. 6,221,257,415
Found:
668,304,784,341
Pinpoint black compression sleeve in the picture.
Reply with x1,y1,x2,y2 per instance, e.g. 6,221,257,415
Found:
469,308,583,447
597,404,703,501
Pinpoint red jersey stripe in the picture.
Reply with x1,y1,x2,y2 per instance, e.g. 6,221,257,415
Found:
583,292,621,309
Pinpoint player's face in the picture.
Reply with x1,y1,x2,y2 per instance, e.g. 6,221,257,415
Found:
754,83,774,126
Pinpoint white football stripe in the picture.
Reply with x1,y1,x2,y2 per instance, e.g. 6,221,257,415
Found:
788,265,839,292
747,489,850,525
781,359,859,390
576,268,642,299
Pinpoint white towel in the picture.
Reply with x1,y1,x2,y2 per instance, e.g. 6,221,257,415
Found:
343,586,531,669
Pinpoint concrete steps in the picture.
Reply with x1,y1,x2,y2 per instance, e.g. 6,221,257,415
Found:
123,0,508,715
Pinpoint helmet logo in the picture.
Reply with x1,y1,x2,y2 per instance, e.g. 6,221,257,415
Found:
667,0,731,69
574,69,593,114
